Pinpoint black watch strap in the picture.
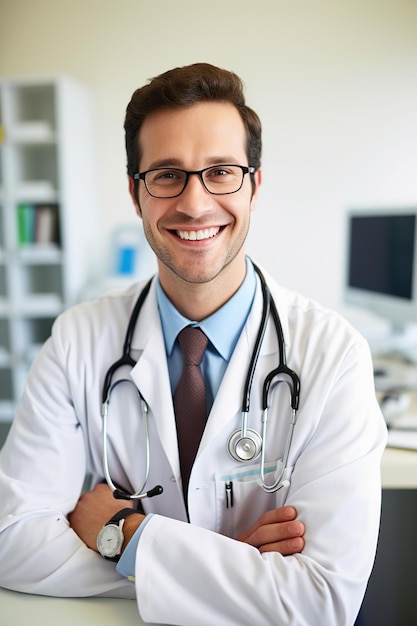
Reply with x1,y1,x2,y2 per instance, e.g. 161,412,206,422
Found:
105,508,138,526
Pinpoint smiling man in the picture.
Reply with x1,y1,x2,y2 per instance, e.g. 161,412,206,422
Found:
131,101,259,317
0,63,386,626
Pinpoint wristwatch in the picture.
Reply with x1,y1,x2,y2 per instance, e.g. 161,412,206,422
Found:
96,508,138,562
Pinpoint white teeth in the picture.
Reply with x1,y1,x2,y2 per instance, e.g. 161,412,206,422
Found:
177,227,220,241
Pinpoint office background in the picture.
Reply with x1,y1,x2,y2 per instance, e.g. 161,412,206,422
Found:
1,2,417,624
1,0,416,315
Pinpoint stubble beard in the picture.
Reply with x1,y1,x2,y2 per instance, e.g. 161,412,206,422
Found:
142,216,250,286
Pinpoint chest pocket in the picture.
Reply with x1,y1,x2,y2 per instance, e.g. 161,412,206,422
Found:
214,460,293,539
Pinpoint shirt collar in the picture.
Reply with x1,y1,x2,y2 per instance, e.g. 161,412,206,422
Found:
156,258,257,360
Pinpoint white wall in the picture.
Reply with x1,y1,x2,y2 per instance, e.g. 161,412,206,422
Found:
1,0,416,312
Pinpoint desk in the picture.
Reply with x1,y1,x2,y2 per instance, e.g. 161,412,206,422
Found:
0,587,168,626
375,360,417,487
381,446,417,488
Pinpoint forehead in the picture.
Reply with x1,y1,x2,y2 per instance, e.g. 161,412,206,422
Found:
138,101,247,168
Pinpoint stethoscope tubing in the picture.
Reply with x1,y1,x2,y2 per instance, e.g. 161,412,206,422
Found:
101,278,152,405
101,262,301,498
229,264,301,492
102,378,162,500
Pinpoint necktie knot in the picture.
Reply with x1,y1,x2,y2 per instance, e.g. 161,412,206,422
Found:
177,327,208,367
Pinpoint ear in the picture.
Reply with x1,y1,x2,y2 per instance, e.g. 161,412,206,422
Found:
128,176,142,217
250,168,262,212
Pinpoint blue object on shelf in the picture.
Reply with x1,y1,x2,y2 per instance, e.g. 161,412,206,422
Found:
111,224,157,281
116,246,137,275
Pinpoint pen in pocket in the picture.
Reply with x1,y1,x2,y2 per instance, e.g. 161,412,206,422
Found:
225,481,234,508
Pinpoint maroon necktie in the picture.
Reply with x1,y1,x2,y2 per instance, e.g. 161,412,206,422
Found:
173,326,208,500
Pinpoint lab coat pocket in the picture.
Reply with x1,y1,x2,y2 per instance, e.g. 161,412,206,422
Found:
214,461,293,539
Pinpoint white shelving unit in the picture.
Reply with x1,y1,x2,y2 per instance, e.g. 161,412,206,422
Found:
0,76,98,423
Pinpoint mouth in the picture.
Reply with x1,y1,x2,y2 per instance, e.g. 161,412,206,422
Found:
175,226,222,241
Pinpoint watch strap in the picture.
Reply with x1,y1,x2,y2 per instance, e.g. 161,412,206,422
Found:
105,508,138,526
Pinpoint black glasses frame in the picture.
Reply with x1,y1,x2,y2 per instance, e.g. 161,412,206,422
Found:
133,164,255,198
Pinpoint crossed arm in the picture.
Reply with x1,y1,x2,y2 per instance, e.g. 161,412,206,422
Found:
69,483,305,557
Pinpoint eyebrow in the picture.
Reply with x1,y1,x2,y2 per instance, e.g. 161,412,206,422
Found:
146,157,244,170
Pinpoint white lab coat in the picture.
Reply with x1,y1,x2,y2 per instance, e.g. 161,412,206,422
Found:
0,270,387,625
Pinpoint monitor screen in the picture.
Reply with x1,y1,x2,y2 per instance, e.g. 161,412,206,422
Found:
345,209,417,328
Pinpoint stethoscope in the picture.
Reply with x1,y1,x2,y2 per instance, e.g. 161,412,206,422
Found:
101,263,300,501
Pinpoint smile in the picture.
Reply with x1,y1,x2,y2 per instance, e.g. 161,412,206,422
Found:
176,227,221,241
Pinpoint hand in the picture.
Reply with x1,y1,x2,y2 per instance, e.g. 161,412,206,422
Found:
237,506,305,555
68,483,143,552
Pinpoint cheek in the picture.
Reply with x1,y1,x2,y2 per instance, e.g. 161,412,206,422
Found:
139,196,158,222
140,201,167,237
228,197,253,221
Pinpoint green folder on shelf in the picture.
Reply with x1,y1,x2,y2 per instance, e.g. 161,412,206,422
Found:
17,203,35,245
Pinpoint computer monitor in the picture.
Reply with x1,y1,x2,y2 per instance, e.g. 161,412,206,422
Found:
344,208,417,331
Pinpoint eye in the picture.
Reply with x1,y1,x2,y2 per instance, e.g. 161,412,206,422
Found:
208,166,233,177
151,169,183,185
155,170,179,180
205,166,239,183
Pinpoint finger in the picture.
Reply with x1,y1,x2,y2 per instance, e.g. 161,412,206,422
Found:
241,519,305,550
259,536,305,556
253,520,304,548
237,506,298,543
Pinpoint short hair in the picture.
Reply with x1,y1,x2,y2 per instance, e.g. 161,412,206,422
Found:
124,62,262,182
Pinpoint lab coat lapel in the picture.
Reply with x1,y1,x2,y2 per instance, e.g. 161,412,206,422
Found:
128,280,180,476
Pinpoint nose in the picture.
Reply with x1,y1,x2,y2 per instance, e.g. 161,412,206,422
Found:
175,172,212,216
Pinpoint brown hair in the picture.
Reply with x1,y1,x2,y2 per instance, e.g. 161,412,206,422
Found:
124,63,262,184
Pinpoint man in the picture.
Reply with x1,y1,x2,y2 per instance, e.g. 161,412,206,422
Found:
0,63,386,625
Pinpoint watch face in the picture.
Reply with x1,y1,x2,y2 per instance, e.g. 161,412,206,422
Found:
97,524,123,558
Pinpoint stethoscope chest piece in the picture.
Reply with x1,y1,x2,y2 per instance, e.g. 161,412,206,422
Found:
228,428,262,462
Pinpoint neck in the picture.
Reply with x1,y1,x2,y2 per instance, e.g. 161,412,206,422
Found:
158,257,247,321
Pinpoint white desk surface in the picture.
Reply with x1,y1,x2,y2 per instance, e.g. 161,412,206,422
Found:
0,587,168,626
375,362,417,488
381,445,417,488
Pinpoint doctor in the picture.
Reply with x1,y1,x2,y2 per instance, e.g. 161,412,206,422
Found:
0,63,386,625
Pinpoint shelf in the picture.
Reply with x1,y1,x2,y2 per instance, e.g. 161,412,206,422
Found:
0,401,14,423
17,244,62,264
0,75,97,425
9,83,56,133
9,122,55,143
15,181,57,203
0,362,13,421
18,294,62,316
0,345,10,365
0,297,10,315
12,143,58,201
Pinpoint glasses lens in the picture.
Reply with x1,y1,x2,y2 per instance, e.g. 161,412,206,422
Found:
145,169,186,198
202,165,243,194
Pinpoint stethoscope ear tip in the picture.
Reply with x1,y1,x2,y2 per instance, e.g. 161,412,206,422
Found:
113,489,132,500
112,484,163,500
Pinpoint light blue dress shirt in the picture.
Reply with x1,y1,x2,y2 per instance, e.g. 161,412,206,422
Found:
117,258,256,580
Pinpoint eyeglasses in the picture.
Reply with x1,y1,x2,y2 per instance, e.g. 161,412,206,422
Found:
134,164,255,198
